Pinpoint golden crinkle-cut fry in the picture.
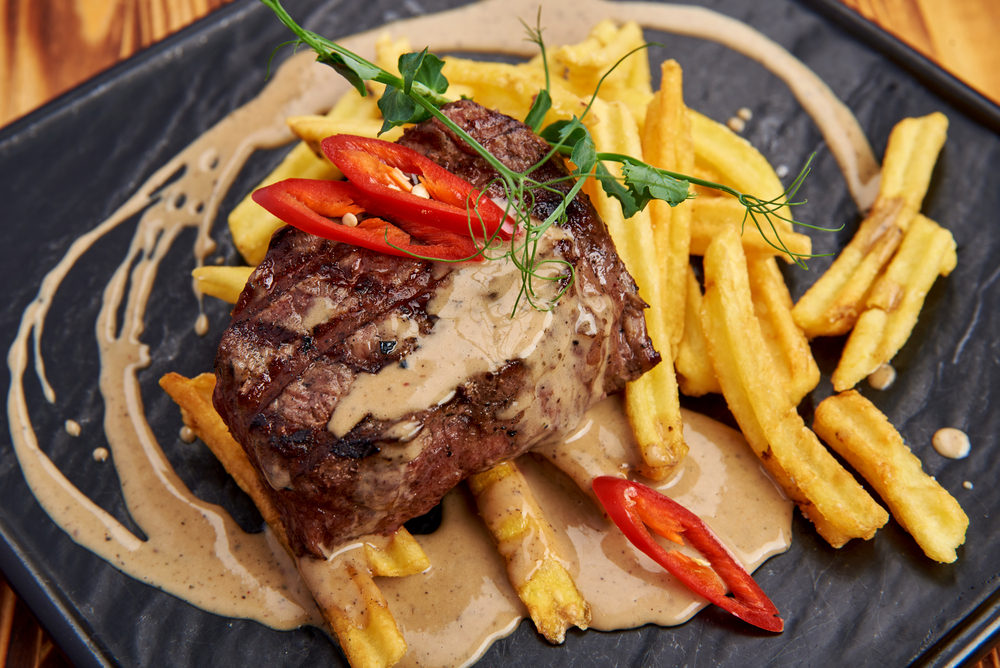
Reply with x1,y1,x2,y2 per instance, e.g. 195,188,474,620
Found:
690,109,793,235
442,57,587,127
228,141,340,266
690,196,812,259
548,19,653,129
832,214,956,391
227,86,386,267
159,372,428,668
368,33,413,101
159,372,287,543
286,117,405,156
813,391,969,562
747,254,820,406
583,98,687,480
298,556,408,668
192,265,254,304
701,227,888,547
468,462,591,644
676,265,721,397
642,59,693,356
791,112,948,338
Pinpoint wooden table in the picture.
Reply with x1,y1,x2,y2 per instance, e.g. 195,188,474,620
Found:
1,1,998,667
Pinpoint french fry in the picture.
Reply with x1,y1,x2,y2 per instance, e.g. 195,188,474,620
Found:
286,116,405,156
159,372,288,543
690,196,812,259
691,158,728,199
227,85,389,267
691,110,790,232
468,462,591,644
326,86,384,122
442,57,588,127
366,33,413,101
813,391,969,563
192,265,254,304
747,254,820,405
159,372,428,668
792,113,949,338
362,531,431,579
642,59,693,355
701,227,888,547
675,265,720,396
831,214,956,391
228,142,341,266
583,99,687,479
298,556,408,668
548,19,653,128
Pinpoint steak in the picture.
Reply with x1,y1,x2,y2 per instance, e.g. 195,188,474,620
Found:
213,100,659,558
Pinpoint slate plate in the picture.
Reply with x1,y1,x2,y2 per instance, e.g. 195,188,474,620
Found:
1,0,998,667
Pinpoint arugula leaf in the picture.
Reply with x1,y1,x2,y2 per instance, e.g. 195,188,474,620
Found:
399,49,448,95
540,117,586,151
377,50,450,134
569,130,597,175
378,89,424,134
596,163,641,218
594,160,689,218
326,64,368,96
318,51,380,96
621,160,691,208
524,89,552,133
539,117,597,174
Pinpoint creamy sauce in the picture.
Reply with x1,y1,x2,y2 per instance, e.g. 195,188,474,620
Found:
329,230,576,437
6,28,344,628
5,0,881,664
867,362,897,390
382,402,790,667
932,428,971,459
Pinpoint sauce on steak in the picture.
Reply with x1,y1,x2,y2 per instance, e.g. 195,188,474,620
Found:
213,100,660,558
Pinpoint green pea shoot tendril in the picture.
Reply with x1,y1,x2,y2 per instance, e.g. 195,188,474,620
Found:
260,0,830,313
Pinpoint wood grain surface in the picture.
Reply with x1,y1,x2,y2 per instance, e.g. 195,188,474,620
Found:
837,0,1000,105
1,0,235,127
0,1,998,667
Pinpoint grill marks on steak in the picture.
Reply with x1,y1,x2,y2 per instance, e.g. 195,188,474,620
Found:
213,100,659,558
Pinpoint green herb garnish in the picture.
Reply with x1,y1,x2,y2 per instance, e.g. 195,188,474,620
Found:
260,0,822,311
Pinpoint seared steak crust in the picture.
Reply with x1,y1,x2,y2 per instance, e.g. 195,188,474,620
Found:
213,100,659,557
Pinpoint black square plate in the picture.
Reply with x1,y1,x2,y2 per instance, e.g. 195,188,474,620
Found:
1,1,998,666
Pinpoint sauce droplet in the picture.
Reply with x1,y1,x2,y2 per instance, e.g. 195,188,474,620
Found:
867,363,896,390
932,428,970,459
195,313,210,337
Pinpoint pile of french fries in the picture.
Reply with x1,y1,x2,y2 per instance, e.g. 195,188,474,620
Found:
168,19,969,668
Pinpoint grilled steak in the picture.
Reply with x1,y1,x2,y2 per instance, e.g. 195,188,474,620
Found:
213,100,659,558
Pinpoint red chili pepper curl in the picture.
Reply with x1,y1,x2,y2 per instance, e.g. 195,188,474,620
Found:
592,476,784,633
321,134,516,241
251,178,482,262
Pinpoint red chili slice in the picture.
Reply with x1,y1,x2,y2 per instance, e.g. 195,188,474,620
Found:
251,178,481,262
321,134,515,240
592,476,784,632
